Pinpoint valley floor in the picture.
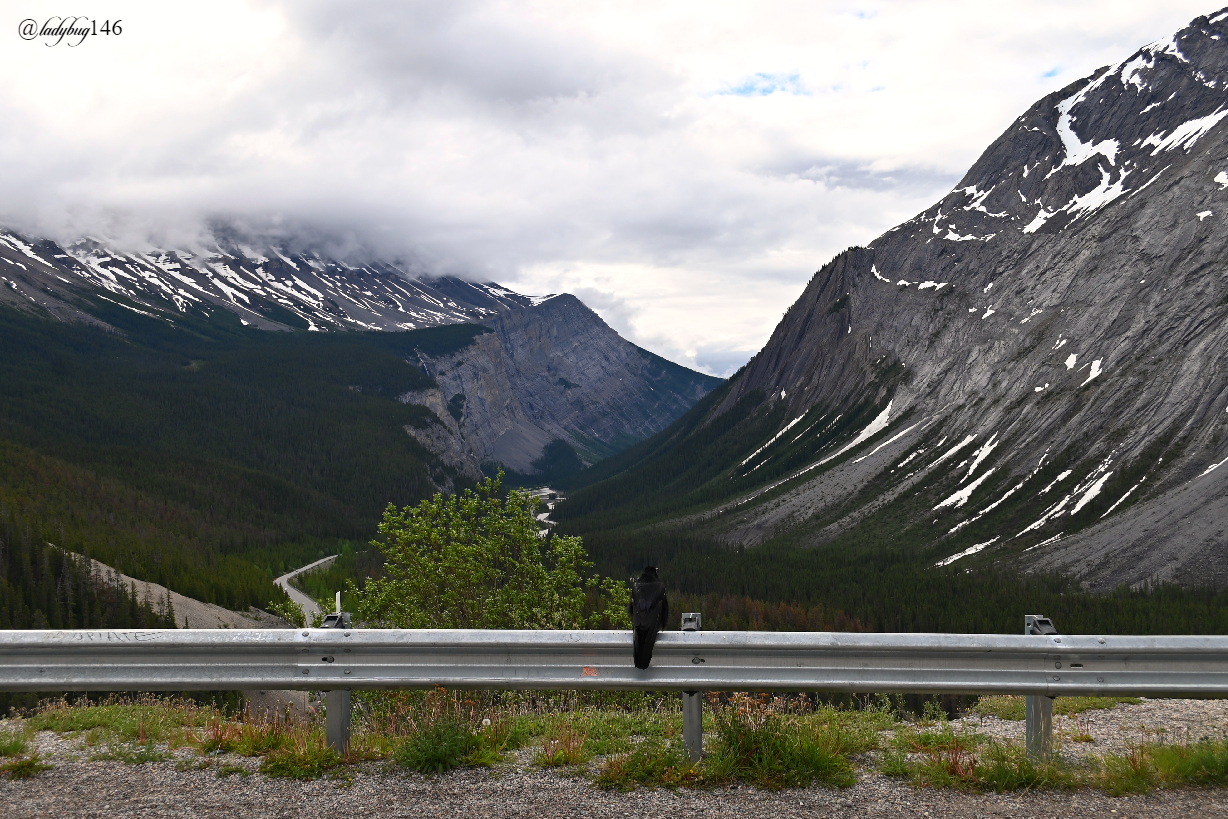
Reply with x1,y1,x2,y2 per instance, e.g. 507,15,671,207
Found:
4,699,1228,818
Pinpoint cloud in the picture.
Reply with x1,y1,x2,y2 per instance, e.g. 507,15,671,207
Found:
0,0,1215,376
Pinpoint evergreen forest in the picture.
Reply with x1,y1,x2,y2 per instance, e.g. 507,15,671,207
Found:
0,292,489,625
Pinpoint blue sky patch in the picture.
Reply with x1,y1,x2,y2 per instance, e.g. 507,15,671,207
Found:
719,72,807,97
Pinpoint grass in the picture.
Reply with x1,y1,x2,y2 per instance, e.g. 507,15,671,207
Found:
884,699,1228,795
10,690,1225,795
520,706,678,759
386,687,527,774
0,731,29,757
90,742,170,764
1094,740,1228,795
595,737,699,790
702,693,877,789
886,727,1076,792
259,732,341,779
535,720,592,767
394,714,477,773
217,763,252,777
973,695,1143,721
0,754,52,779
884,716,1078,792
594,693,886,791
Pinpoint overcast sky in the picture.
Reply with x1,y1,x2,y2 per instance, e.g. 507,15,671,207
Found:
1,1,1217,374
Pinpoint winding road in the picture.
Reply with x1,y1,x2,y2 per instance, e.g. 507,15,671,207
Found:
273,555,337,619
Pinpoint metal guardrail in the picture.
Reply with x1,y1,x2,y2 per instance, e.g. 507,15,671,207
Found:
4,621,1227,759
4,628,1228,696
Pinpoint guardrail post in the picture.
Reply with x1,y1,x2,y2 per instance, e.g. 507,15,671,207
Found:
681,612,703,762
1024,614,1057,760
327,689,351,754
322,612,352,754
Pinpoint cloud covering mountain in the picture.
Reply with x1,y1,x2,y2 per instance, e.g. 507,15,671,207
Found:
0,1,1216,373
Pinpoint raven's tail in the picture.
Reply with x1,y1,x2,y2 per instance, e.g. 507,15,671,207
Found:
633,627,659,669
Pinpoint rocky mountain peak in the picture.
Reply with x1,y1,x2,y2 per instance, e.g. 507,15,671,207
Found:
686,9,1228,589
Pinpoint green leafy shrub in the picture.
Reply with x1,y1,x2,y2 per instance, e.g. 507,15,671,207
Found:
353,474,630,630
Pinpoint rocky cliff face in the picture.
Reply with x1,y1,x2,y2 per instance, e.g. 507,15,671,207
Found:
615,10,1228,590
402,294,721,474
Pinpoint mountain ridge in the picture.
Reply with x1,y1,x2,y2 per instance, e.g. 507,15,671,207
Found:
0,227,533,333
558,8,1228,595
0,225,721,479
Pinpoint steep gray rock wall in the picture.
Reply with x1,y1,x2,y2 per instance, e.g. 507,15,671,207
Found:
402,294,721,473
698,10,1228,587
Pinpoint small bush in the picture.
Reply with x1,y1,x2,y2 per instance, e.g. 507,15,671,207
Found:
395,715,477,774
388,687,516,773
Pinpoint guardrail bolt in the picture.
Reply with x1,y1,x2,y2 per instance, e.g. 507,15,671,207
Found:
681,612,703,762
1024,614,1056,761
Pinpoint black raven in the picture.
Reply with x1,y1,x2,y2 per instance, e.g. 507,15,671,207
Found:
629,566,668,669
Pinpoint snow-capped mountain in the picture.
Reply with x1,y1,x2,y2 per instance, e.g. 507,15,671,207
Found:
0,229,532,331
0,225,722,480
567,9,1228,591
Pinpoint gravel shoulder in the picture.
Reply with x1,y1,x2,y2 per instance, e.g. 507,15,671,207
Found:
5,699,1228,818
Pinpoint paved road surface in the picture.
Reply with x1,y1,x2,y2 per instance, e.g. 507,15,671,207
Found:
273,555,337,619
